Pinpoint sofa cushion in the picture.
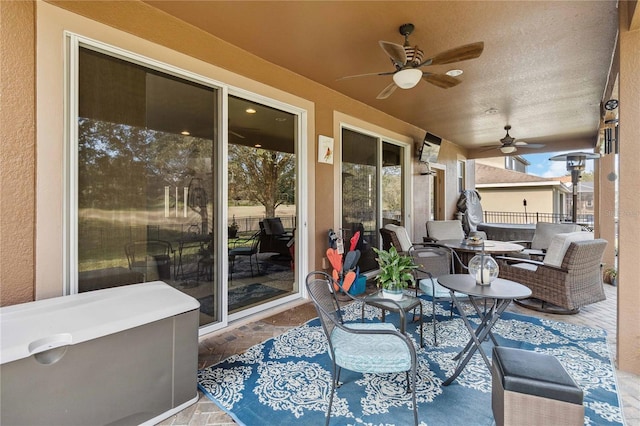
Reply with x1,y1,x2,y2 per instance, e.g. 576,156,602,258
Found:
531,222,582,250
543,232,594,268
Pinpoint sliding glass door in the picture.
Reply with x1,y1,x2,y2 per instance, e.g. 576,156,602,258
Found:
341,128,407,272
73,39,303,329
226,95,297,315
76,46,220,326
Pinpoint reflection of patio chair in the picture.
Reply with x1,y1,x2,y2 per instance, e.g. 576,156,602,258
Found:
229,231,261,278
498,233,606,313
258,218,293,258
125,240,173,281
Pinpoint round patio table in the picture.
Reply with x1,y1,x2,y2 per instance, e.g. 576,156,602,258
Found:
437,274,531,385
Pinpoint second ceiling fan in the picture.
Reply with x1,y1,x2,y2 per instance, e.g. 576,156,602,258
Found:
338,23,484,99
492,125,545,154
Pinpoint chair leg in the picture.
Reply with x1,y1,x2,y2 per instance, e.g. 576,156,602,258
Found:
433,299,438,346
327,365,338,426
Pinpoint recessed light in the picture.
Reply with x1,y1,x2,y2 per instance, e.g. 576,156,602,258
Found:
484,108,499,115
245,108,257,114
254,144,262,148
445,69,463,77
181,130,190,136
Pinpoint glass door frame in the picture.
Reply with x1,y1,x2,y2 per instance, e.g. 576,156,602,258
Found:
65,33,308,336
338,123,413,250
225,88,308,325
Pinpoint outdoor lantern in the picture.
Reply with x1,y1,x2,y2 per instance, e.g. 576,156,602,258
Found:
468,249,499,285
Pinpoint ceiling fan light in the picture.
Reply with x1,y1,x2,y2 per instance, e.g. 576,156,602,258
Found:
500,146,517,154
393,68,423,89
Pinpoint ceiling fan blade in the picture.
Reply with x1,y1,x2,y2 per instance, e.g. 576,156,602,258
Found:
419,42,485,66
517,143,545,149
376,82,398,99
423,73,461,89
337,71,395,81
379,41,407,67
514,141,528,146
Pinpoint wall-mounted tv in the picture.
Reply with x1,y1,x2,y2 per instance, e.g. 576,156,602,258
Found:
419,132,442,163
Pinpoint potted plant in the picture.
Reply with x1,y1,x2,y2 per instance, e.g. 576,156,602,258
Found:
603,266,617,286
228,216,239,239
373,246,417,300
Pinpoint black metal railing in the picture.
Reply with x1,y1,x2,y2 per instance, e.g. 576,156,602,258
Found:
483,211,594,230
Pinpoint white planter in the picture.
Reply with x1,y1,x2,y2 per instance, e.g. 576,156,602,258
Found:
382,289,404,301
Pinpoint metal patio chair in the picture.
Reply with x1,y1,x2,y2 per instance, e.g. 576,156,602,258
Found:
305,271,418,426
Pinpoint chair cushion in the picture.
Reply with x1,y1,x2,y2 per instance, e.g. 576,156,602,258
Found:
531,222,582,250
229,247,255,256
543,232,594,268
384,224,412,252
419,278,466,298
493,347,583,405
330,323,411,373
510,262,539,272
426,220,465,241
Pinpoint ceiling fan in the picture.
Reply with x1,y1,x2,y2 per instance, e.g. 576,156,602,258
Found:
492,125,545,154
338,23,484,99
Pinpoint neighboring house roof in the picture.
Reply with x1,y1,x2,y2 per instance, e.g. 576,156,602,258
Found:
475,163,570,192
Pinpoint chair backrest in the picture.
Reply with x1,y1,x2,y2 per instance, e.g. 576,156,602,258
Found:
543,232,595,267
383,224,413,252
531,222,583,250
305,271,344,340
125,240,172,265
410,244,454,281
426,220,465,241
263,217,286,235
379,228,398,251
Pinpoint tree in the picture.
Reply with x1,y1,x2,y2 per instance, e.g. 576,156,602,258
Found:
228,144,295,217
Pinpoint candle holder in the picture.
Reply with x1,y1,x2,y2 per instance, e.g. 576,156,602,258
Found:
468,243,499,285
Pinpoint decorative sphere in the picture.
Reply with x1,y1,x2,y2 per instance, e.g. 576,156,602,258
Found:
468,254,499,285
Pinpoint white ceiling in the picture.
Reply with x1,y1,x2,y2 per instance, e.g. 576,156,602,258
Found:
144,0,619,157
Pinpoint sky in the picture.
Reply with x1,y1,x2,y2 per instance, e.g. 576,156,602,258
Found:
521,151,596,178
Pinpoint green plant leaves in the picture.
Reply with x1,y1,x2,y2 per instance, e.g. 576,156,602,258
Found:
372,246,417,290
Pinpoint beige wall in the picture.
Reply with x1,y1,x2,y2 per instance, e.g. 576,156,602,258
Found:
617,0,640,374
477,187,555,217
3,0,452,303
0,1,36,306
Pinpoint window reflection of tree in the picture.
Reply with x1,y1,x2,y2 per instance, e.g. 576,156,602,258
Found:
228,143,295,218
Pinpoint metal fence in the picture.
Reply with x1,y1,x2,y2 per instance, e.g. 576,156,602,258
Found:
482,211,594,231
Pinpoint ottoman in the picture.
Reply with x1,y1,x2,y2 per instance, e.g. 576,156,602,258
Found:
492,347,584,426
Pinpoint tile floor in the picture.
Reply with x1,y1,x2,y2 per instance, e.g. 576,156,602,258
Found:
158,283,639,425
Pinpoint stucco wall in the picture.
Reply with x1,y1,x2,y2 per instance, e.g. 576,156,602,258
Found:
617,0,640,374
0,1,36,306
477,187,554,217
32,1,434,298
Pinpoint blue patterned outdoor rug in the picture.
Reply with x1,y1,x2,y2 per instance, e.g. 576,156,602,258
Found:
198,299,624,425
